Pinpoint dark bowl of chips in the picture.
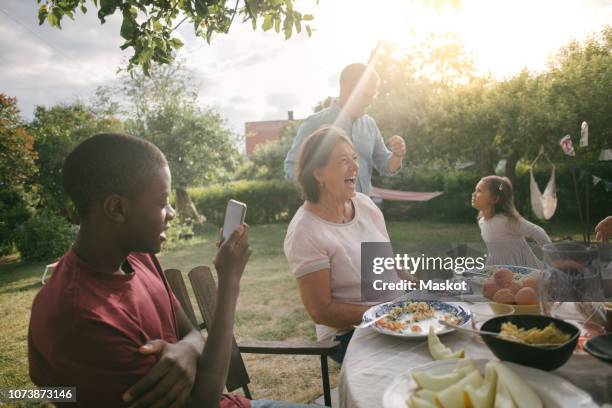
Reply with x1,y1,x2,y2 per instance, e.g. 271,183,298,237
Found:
481,314,579,371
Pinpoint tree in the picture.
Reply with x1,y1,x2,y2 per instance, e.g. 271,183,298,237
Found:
545,25,612,163
28,102,121,214
105,62,242,222
138,105,240,189
0,94,38,254
429,78,499,175
368,35,477,168
115,62,241,185
490,72,556,184
37,0,316,73
0,94,37,188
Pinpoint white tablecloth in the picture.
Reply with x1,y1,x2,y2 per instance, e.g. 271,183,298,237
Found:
339,326,612,407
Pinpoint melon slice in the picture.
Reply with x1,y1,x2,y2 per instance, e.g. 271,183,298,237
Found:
435,370,484,408
491,362,542,408
428,326,465,360
412,370,468,392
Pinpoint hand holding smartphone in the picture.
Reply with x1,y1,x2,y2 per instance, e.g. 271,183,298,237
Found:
220,199,247,246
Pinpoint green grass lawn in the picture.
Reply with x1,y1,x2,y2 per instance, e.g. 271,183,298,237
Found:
0,220,588,404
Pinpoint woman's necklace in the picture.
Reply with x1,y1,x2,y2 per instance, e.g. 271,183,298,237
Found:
318,200,354,223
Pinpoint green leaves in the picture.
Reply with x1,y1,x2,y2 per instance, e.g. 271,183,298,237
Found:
262,14,273,31
36,0,317,74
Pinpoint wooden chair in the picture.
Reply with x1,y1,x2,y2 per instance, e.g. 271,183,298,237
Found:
164,267,340,406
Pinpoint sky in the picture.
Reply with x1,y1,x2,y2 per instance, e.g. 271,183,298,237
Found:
1,0,611,141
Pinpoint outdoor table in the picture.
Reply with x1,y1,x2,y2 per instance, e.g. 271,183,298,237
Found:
339,315,612,407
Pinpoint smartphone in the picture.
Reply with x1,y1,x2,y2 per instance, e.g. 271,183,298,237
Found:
220,199,247,246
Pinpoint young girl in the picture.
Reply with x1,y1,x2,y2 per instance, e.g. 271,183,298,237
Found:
471,175,552,268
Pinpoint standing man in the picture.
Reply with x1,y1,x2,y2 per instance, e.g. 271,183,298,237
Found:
284,63,406,195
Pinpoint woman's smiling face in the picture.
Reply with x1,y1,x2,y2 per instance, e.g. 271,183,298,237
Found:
315,140,359,201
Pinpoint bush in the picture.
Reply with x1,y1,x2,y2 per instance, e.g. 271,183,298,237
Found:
0,187,33,255
15,213,77,262
189,180,302,226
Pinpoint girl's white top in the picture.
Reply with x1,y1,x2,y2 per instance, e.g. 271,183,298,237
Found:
478,214,552,269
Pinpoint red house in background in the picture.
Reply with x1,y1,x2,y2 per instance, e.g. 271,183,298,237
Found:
245,111,297,157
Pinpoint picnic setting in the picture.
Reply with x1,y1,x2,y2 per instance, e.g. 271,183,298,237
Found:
0,0,611,407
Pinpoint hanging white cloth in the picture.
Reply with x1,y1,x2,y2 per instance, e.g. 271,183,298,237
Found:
529,147,558,220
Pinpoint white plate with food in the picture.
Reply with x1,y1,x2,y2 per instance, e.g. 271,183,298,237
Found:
382,358,598,408
360,300,471,338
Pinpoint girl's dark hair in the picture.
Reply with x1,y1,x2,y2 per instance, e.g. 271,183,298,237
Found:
478,175,521,222
297,125,354,202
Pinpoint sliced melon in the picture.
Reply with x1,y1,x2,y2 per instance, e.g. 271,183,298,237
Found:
493,377,515,408
415,389,437,403
428,326,465,360
491,362,542,408
409,396,438,408
483,362,497,383
455,358,478,375
464,379,495,408
435,370,484,408
412,369,468,392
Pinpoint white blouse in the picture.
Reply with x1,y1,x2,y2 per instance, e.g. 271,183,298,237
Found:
478,214,552,269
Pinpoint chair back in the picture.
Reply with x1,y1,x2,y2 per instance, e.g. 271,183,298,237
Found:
188,266,251,395
164,269,199,327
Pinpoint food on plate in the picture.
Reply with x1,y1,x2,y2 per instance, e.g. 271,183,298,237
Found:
493,268,514,287
373,301,462,334
491,361,542,408
499,322,570,345
412,359,476,391
491,288,514,304
464,364,496,408
506,281,523,294
435,370,484,408
376,319,407,331
482,280,500,299
514,287,538,305
408,359,543,408
493,377,515,408
427,326,465,360
408,396,436,408
412,370,468,392
519,276,538,289
482,269,540,306
414,389,436,402
389,302,436,321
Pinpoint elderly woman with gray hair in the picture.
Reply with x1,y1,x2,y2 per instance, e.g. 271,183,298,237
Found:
283,125,401,363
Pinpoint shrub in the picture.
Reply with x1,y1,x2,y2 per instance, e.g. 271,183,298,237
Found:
189,180,302,226
0,187,33,255
15,213,77,262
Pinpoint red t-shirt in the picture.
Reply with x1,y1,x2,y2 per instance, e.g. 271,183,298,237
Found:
28,248,251,408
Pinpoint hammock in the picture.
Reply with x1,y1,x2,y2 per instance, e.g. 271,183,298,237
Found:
371,187,443,202
529,148,558,220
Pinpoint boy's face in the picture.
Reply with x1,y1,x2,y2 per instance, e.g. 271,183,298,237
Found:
123,165,175,254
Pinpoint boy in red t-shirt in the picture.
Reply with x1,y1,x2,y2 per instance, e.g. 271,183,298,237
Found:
28,133,253,407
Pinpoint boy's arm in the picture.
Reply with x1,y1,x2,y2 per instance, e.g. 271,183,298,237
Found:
124,227,249,408
121,303,205,408
188,225,250,408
